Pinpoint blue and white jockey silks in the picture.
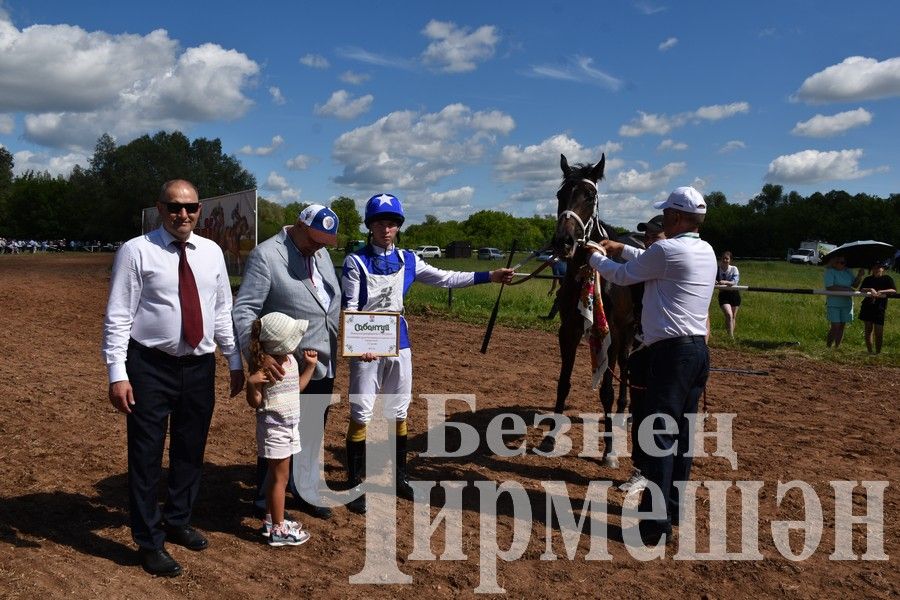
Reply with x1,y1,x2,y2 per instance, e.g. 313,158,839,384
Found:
342,243,491,424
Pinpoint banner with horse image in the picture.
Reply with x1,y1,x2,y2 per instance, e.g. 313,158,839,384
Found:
142,188,257,277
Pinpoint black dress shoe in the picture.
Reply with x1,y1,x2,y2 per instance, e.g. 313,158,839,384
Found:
296,497,333,519
139,547,182,577
164,524,209,551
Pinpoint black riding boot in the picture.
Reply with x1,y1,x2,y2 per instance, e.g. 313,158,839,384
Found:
346,439,367,514
395,434,415,500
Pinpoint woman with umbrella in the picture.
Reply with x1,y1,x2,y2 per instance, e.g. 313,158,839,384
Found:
824,255,865,348
858,261,896,354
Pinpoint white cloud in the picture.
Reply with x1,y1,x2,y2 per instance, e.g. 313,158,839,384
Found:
635,2,666,15
269,86,285,105
239,135,284,156
658,139,687,151
493,135,619,213
765,148,883,183
694,102,750,121
791,108,872,137
0,16,259,151
314,90,373,120
411,186,476,221
619,111,681,136
0,113,13,134
495,134,609,183
420,20,499,73
658,37,678,51
795,56,900,103
527,55,623,90
12,149,86,177
264,171,301,200
608,162,686,193
719,140,746,153
336,46,415,70
299,53,329,69
277,188,301,201
619,102,749,137
340,70,370,85
332,103,515,191
286,154,315,170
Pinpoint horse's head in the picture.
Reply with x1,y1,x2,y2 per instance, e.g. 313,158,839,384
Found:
552,153,605,258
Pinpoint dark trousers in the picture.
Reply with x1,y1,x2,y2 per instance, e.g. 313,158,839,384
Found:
254,376,334,514
637,336,709,530
125,339,216,550
627,346,651,473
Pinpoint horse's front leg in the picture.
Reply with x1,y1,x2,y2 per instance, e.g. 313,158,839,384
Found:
599,371,619,468
554,323,580,414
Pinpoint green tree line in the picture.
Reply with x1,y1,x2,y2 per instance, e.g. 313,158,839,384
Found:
1,133,896,257
701,184,900,257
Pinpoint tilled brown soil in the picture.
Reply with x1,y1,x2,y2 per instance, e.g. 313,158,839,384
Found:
0,253,897,599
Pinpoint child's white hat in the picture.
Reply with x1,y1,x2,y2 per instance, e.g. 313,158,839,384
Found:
259,312,308,355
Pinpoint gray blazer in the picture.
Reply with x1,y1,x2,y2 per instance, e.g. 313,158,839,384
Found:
232,227,341,380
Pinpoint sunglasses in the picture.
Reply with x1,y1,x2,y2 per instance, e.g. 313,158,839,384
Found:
164,202,200,214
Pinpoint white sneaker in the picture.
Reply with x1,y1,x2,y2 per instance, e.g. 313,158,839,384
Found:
261,515,301,538
618,471,648,493
268,523,310,547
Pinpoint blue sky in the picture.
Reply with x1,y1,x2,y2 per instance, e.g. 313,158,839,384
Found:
1,0,899,228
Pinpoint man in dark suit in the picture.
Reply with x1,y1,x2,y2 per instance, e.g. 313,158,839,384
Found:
232,204,341,521
102,179,245,577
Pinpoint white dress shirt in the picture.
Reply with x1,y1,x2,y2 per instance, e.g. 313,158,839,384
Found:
588,233,717,346
102,226,242,383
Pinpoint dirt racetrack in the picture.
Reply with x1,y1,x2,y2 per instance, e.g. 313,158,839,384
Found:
1,253,897,599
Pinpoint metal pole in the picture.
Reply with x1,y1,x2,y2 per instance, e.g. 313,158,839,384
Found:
715,285,898,298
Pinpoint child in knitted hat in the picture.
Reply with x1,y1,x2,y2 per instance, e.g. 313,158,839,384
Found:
247,311,317,546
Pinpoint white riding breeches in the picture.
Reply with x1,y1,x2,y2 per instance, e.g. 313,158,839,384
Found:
348,348,412,424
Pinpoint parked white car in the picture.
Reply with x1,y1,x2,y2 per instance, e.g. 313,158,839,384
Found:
789,248,819,265
415,245,442,258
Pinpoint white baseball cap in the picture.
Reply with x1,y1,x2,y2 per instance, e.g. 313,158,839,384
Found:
259,312,309,355
653,186,707,214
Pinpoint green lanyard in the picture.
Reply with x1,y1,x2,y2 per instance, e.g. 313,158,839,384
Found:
673,232,700,239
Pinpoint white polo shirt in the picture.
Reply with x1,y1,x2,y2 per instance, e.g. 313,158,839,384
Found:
588,233,717,346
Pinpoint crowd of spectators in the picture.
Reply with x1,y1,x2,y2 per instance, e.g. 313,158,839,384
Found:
0,238,123,253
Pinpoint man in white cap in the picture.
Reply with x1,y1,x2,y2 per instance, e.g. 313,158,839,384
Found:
583,186,716,546
233,204,342,521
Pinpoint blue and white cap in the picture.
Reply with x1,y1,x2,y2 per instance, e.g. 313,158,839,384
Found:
298,204,339,246
364,193,405,227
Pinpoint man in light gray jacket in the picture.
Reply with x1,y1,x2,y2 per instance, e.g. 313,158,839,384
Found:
233,204,341,520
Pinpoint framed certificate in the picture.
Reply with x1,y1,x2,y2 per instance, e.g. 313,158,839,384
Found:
341,311,401,357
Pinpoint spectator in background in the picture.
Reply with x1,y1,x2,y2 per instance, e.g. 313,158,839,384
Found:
858,260,896,354
824,255,865,349
715,250,741,338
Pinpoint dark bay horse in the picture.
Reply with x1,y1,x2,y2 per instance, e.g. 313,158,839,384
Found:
548,153,639,468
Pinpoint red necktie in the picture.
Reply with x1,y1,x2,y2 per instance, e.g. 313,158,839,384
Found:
177,241,203,348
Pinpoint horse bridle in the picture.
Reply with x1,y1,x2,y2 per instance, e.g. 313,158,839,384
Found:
557,178,607,244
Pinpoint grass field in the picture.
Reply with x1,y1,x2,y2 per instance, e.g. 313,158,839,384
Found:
384,254,899,367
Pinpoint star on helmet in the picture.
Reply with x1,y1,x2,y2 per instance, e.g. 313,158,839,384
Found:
375,194,395,206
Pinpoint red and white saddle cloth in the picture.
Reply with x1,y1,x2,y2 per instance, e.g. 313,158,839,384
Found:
577,266,611,389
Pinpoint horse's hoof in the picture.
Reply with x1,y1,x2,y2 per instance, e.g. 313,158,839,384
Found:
601,455,619,469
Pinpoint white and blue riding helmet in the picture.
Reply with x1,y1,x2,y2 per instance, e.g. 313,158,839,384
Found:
364,193,405,228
